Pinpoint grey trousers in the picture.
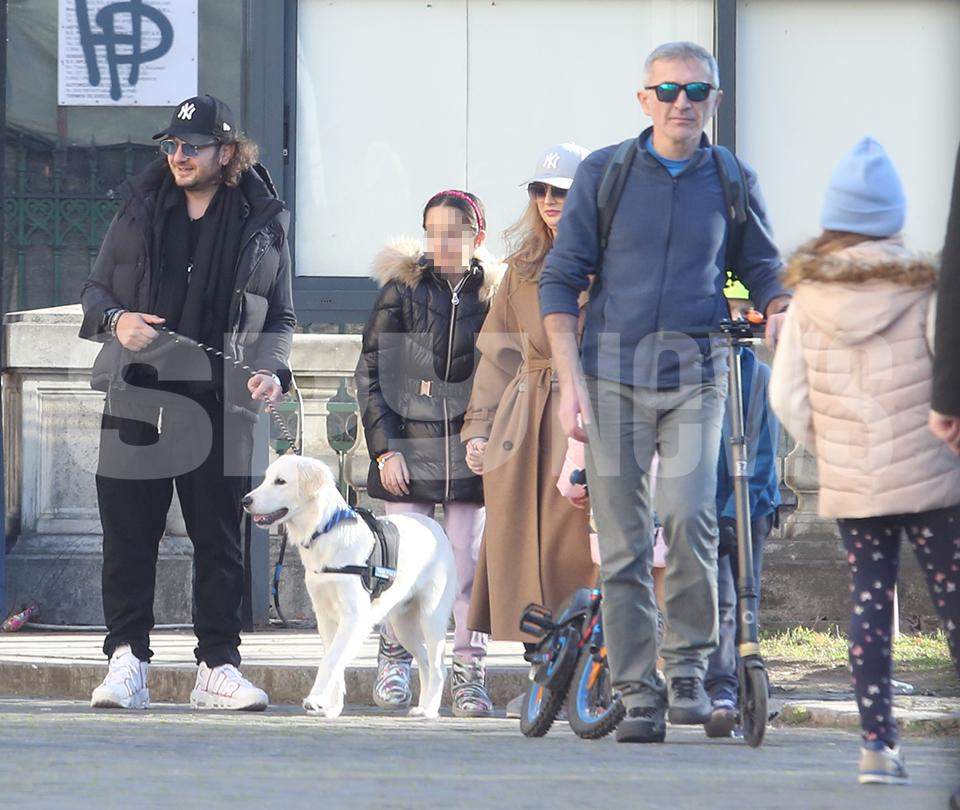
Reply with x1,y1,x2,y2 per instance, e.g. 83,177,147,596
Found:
584,375,726,709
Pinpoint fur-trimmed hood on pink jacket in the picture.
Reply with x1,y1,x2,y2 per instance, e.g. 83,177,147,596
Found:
770,237,960,519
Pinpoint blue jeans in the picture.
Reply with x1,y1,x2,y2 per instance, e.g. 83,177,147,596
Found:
705,513,773,705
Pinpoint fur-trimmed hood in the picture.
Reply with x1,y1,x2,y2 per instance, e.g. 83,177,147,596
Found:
783,237,936,288
786,237,937,345
371,237,505,302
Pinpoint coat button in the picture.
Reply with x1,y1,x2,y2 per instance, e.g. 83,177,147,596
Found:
503,440,513,451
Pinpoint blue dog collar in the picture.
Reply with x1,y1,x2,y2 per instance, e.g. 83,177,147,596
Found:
310,507,358,544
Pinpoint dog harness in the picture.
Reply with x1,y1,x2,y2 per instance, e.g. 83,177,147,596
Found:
313,507,399,601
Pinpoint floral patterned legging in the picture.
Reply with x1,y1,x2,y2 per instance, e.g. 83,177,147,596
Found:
837,505,960,745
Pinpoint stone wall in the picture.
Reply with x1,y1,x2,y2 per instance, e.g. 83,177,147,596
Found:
2,306,937,630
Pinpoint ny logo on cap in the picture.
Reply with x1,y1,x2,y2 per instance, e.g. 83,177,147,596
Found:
177,102,197,121
542,153,560,170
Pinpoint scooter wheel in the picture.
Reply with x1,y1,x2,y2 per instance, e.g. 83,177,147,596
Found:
519,630,579,737
740,665,769,748
565,647,625,740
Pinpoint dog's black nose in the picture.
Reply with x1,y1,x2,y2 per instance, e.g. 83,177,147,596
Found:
241,495,253,508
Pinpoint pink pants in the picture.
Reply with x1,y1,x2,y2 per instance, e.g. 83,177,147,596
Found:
383,501,488,661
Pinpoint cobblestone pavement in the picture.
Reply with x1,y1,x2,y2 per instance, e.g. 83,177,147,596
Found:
1,699,957,809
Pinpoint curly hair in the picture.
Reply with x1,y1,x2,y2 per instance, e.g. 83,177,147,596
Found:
221,135,259,188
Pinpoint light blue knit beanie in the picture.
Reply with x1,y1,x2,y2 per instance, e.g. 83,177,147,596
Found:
820,137,906,237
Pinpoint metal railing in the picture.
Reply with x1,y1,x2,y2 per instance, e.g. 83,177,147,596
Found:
2,129,155,313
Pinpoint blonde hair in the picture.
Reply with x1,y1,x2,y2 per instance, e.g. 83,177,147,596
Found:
221,135,259,188
503,199,555,280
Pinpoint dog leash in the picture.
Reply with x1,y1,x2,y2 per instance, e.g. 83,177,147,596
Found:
155,325,299,454
154,324,299,626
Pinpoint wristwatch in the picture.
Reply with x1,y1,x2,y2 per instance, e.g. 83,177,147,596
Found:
103,307,126,335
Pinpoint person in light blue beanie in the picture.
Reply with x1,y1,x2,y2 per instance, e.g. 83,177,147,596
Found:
820,137,907,237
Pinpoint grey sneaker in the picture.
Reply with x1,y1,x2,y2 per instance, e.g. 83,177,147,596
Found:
667,676,712,725
451,657,493,718
505,692,525,719
616,705,666,743
373,635,413,710
703,698,738,738
858,743,910,786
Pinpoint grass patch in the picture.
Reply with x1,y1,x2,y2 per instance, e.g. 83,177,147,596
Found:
761,627,953,671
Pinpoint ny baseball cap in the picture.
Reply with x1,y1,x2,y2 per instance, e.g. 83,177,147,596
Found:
153,95,237,143
522,142,591,190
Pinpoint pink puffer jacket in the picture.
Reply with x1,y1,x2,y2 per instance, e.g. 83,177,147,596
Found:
770,237,960,519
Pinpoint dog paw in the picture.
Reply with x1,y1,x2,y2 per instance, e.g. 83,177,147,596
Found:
303,695,339,717
408,706,440,720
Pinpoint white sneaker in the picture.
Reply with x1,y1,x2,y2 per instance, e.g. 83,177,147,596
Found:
190,662,268,711
90,644,150,709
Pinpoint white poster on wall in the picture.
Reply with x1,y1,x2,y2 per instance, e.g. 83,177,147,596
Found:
58,0,198,106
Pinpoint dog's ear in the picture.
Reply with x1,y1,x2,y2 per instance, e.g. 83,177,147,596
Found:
297,458,327,499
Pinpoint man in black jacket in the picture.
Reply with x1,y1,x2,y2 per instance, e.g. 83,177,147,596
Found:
929,143,960,810
80,95,295,711
930,143,960,456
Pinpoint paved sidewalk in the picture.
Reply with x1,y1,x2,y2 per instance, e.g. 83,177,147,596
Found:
2,698,959,809
1,630,958,736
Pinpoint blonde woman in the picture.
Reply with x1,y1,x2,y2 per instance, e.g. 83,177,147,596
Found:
461,144,596,713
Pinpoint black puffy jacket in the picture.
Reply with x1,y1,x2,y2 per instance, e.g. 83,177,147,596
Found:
356,239,503,503
79,159,296,418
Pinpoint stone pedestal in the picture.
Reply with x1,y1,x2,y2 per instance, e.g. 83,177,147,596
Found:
1,306,941,631
2,305,366,625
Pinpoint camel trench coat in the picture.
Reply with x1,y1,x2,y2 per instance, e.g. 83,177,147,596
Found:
461,266,596,641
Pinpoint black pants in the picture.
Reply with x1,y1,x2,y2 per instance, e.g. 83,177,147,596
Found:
96,392,255,667
837,505,960,745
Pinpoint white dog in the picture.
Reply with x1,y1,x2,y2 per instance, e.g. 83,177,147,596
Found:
242,455,457,718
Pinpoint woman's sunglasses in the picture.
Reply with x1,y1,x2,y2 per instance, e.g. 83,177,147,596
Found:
159,138,220,158
527,182,568,200
644,81,714,103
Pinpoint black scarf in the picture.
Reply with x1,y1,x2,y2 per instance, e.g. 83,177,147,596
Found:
153,178,245,349
136,175,246,395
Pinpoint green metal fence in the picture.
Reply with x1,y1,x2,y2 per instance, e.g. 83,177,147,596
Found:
2,129,155,314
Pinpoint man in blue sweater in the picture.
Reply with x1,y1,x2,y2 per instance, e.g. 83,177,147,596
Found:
540,41,789,743
704,347,781,737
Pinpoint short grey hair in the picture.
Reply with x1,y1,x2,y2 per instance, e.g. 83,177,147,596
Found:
643,41,720,87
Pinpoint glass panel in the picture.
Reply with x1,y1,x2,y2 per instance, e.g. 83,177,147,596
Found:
4,0,245,312
7,0,244,145
295,0,715,277
738,0,960,252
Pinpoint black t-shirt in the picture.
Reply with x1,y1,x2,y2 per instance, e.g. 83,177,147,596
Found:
156,198,205,331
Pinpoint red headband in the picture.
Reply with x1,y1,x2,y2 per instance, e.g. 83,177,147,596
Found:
429,189,486,234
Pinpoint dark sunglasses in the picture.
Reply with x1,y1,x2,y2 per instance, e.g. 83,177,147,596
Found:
159,138,220,158
527,182,568,200
644,81,714,103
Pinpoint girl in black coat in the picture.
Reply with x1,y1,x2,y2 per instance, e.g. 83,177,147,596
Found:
356,190,503,717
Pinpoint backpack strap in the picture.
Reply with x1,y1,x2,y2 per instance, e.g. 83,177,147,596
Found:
712,144,749,282
595,138,750,287
597,138,639,254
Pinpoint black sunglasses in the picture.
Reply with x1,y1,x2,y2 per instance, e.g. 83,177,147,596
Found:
159,138,220,158
644,81,714,103
527,182,568,200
